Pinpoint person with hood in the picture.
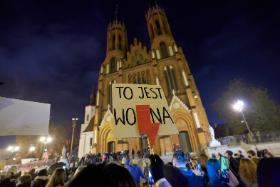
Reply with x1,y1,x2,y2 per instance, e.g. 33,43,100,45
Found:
225,150,239,178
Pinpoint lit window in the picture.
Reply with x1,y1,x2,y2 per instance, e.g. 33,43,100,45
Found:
168,46,174,56
156,49,161,59
174,44,178,52
151,51,155,59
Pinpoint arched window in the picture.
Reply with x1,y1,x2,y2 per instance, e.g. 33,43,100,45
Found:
112,34,116,50
110,57,117,73
164,67,172,95
163,20,169,34
160,42,169,59
169,66,178,92
164,66,178,95
155,19,162,35
108,82,112,109
118,35,122,50
149,24,154,39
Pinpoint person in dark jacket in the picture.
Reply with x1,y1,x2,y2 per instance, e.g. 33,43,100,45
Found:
17,174,32,187
257,158,280,187
225,150,239,177
163,164,189,187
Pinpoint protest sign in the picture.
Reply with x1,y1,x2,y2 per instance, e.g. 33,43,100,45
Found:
112,84,178,145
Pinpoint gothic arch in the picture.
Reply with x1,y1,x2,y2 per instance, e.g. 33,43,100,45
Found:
159,42,168,58
99,123,115,153
171,110,200,151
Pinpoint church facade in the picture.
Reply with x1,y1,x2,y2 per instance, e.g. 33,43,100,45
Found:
89,4,211,155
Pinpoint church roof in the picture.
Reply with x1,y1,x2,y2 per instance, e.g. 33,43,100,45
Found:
83,116,95,132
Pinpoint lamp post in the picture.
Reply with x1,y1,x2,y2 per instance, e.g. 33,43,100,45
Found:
29,145,36,153
6,145,20,153
232,100,252,135
39,136,52,154
6,145,20,161
70,117,78,161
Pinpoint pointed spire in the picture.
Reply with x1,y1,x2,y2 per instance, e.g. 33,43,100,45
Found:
114,4,119,21
149,0,158,7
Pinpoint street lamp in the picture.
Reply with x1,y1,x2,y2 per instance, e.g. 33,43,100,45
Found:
39,136,52,156
6,145,20,153
70,117,78,160
232,100,252,135
29,145,36,152
39,136,52,144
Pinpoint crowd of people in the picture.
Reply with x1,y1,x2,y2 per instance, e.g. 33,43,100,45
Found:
0,148,279,187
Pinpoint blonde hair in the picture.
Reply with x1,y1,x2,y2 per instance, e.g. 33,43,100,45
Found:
46,168,65,187
239,158,257,183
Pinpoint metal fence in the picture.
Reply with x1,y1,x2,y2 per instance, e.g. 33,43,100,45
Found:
218,131,280,146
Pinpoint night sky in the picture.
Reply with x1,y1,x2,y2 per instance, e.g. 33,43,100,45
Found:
0,0,279,145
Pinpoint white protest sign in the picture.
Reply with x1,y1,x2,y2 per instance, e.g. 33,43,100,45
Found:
112,84,178,140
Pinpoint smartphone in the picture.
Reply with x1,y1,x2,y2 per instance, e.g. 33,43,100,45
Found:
148,169,154,185
220,156,230,183
220,156,229,171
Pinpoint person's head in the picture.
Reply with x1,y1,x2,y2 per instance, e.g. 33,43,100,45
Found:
103,163,136,187
68,164,104,187
163,164,189,187
38,169,48,177
239,158,257,183
263,149,273,158
46,168,65,187
172,151,186,168
19,174,32,184
0,178,16,187
247,150,256,159
225,150,233,158
198,153,208,167
211,153,216,159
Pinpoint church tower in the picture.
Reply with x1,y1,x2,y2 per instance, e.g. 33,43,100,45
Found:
87,3,211,155
146,4,174,50
145,3,211,152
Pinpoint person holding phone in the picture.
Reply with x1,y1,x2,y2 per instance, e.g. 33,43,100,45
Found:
149,154,172,187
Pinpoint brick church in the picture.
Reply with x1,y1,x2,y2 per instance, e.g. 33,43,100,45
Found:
79,3,211,157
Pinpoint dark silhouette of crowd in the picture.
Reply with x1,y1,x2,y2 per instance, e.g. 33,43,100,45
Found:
0,148,279,187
